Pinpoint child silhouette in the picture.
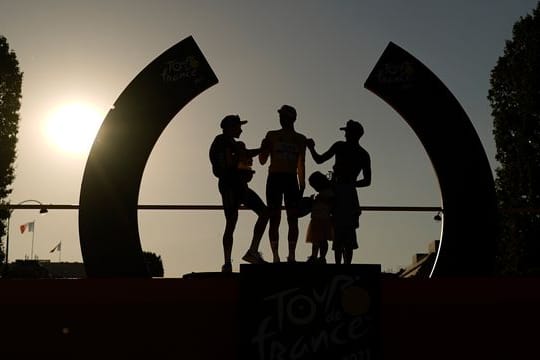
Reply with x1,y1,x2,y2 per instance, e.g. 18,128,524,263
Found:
305,171,334,264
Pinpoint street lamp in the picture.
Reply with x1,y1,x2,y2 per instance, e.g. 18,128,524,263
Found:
3,199,48,269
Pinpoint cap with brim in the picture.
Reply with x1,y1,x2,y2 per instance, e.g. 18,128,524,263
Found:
340,120,363,134
220,114,247,129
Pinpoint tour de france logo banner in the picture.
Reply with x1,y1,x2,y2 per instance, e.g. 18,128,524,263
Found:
239,264,381,360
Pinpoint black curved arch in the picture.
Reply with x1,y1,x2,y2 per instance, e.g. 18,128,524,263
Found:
364,42,498,276
79,36,218,277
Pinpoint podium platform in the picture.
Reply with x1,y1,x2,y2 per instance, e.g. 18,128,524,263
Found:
1,265,539,359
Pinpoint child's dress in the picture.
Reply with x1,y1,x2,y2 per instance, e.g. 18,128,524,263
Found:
306,188,334,244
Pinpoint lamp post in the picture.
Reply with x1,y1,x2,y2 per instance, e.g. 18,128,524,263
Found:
3,200,48,269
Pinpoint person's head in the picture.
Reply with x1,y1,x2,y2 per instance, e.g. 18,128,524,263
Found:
340,120,364,142
278,105,297,128
308,171,331,192
220,114,247,138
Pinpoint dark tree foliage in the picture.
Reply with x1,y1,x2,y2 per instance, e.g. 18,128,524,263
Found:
143,251,164,277
488,3,540,275
0,36,22,264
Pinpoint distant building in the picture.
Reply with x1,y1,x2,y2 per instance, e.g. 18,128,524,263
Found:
4,255,162,278
4,260,50,278
399,240,440,278
39,260,86,278
4,260,86,279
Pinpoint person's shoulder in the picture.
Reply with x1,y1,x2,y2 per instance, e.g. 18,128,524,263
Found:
296,132,307,141
265,129,285,142
211,134,234,148
333,140,347,149
292,131,307,142
358,145,371,160
211,134,225,144
358,145,370,155
265,129,280,138
210,134,221,146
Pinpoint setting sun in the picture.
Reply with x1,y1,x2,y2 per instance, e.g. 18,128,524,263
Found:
44,102,104,156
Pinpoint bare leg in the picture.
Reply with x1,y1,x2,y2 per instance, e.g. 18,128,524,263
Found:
223,212,238,265
311,244,319,258
269,208,281,262
334,248,343,264
287,211,299,262
320,240,328,260
249,210,269,252
344,249,353,264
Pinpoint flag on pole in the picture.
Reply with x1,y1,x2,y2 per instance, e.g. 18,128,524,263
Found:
19,221,35,234
50,242,61,253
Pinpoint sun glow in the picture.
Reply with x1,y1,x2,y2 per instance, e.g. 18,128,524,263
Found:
45,102,104,156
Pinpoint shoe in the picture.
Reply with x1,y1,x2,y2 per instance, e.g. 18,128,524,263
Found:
306,256,317,263
242,250,267,264
318,257,327,264
221,263,232,273
273,255,281,263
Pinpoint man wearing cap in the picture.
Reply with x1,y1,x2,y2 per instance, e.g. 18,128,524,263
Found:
306,120,371,264
209,114,269,272
259,105,308,263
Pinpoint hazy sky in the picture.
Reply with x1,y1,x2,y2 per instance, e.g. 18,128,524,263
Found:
1,0,537,276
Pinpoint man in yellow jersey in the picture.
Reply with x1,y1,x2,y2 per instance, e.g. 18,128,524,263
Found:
259,105,307,263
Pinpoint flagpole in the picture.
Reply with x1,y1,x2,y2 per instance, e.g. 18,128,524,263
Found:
30,224,35,260
50,242,61,262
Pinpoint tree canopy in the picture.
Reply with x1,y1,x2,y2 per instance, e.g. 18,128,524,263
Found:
143,251,164,277
0,36,22,264
488,2,540,274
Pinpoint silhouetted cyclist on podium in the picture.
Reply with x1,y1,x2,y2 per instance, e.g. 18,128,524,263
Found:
259,105,308,263
209,115,269,272
306,120,371,264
